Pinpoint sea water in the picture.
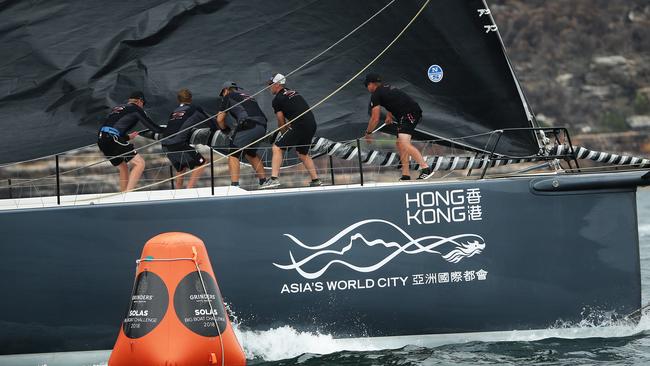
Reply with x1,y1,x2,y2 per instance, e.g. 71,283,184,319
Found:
4,189,650,366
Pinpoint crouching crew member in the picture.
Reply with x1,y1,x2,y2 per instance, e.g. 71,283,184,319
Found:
363,73,432,180
161,88,209,189
215,81,268,187
260,74,321,189
98,91,164,191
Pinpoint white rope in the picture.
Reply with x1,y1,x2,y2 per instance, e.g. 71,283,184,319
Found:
135,254,226,366
2,0,397,181
193,260,226,366
72,0,432,203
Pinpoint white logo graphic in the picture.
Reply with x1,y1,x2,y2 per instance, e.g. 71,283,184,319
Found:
477,8,491,17
273,219,485,279
427,65,444,83
484,25,498,33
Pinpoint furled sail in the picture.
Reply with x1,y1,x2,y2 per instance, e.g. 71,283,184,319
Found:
0,0,539,164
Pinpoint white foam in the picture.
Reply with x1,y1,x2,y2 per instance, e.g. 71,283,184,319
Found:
233,314,650,361
4,315,650,365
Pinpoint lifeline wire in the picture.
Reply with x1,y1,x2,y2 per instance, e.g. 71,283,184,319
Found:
77,0,432,203
3,0,397,182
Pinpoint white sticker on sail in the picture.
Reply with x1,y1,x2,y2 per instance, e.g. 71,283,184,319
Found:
427,65,444,83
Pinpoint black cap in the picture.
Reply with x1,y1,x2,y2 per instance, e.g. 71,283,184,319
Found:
219,81,241,96
363,73,382,86
129,91,146,104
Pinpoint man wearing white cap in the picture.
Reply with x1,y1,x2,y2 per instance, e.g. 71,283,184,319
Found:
260,73,321,189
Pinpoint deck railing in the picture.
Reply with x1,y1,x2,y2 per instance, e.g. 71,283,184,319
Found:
0,128,588,203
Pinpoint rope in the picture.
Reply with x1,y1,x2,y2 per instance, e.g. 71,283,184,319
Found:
624,302,650,322
0,0,397,181
193,259,226,366
136,250,226,366
61,0,432,203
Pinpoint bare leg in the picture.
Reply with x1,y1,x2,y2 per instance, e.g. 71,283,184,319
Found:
245,154,266,179
396,140,410,177
117,162,129,192
175,168,186,189
186,164,205,189
298,153,318,180
228,156,240,184
398,133,429,169
125,154,145,191
271,145,284,178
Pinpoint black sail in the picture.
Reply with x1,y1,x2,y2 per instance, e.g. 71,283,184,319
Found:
0,0,539,163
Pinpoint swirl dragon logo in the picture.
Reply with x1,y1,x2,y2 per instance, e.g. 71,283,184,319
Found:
273,219,485,279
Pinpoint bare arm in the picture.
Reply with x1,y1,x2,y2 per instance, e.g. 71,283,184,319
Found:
276,111,287,132
366,106,381,134
385,111,393,124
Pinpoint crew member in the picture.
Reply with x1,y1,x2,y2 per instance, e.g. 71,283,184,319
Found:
363,73,432,180
260,74,321,189
161,89,209,189
215,81,268,187
97,91,164,191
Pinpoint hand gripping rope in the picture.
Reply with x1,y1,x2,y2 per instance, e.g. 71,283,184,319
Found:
2,0,398,182
70,0,432,203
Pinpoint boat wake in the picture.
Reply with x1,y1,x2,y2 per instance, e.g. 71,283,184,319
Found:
235,313,650,362
2,313,649,365
273,219,485,279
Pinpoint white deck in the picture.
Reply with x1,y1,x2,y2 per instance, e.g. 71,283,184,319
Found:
0,179,462,211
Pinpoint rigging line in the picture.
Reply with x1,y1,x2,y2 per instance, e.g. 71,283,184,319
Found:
193,260,226,366
3,0,397,183
131,255,226,366
73,0,432,203
1,0,396,171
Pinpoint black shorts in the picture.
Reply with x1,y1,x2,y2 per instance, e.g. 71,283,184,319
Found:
163,143,206,172
397,113,422,136
275,123,316,155
97,133,136,166
224,124,266,159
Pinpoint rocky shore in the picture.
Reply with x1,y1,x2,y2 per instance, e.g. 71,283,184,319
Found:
492,0,650,152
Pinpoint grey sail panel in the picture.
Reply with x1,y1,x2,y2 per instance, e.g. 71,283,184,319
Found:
372,0,539,155
0,0,538,163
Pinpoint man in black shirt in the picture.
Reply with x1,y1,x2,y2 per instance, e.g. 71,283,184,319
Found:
161,89,208,189
215,81,268,187
97,91,164,191
260,74,321,189
363,73,432,180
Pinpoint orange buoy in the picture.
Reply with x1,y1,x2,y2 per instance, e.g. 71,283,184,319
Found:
108,232,246,366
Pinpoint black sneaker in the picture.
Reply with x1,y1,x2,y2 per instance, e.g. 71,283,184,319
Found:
417,167,433,180
309,179,323,187
399,175,411,181
259,177,281,190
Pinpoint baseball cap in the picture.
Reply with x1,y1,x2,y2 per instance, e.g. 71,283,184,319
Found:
219,81,241,96
267,73,286,85
129,91,146,104
363,73,382,86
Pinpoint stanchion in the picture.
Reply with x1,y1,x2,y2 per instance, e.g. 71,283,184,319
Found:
210,148,215,196
329,155,335,186
356,139,364,186
55,155,61,205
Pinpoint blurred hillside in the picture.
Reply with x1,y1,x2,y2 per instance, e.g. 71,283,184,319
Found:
491,0,650,143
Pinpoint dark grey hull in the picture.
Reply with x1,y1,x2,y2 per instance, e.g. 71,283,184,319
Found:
0,171,646,355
